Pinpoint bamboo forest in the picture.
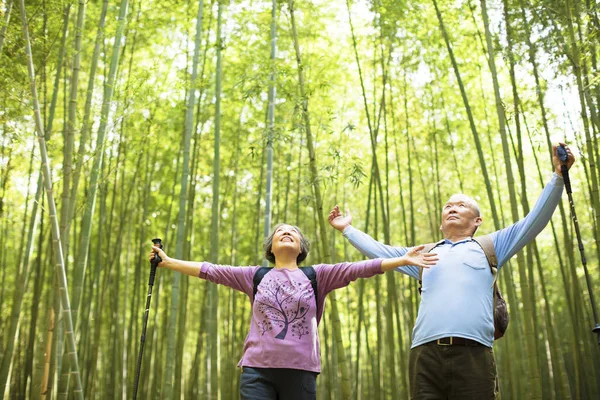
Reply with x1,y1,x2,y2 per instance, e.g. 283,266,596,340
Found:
1,0,600,398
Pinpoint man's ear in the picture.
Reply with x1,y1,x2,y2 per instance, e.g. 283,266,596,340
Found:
474,217,483,227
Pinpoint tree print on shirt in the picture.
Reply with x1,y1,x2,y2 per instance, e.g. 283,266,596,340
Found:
255,277,313,340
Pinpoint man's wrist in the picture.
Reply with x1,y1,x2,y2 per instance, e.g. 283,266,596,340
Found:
554,168,563,177
553,171,564,180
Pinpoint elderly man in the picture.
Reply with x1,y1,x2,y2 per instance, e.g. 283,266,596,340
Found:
328,144,575,399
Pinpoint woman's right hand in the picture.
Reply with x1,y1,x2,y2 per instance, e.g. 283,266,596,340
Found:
149,245,169,266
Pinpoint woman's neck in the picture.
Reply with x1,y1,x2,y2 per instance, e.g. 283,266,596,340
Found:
274,257,299,270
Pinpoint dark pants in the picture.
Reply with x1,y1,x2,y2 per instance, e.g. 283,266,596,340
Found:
239,367,317,400
409,342,497,400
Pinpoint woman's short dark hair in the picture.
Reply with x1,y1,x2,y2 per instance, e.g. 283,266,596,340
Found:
263,223,310,264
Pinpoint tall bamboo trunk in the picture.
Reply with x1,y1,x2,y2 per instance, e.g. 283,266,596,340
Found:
479,1,541,396
162,0,204,397
60,0,86,258
502,1,571,397
68,0,109,225
262,0,278,265
431,0,500,227
18,0,83,397
0,0,12,54
519,3,585,395
44,4,71,139
31,220,50,399
0,151,43,394
207,1,224,398
564,0,600,240
379,51,398,400
57,0,128,396
72,0,129,335
288,0,351,396
389,77,410,396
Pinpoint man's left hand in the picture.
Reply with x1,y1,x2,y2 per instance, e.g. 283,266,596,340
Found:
552,143,575,176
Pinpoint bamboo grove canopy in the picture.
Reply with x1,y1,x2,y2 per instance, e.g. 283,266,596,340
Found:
1,0,599,398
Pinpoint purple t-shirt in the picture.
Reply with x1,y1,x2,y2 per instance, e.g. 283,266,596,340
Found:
199,259,383,373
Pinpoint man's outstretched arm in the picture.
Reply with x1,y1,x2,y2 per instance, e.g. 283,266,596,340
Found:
492,143,575,267
328,205,420,278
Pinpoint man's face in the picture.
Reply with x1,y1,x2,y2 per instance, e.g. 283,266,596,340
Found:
440,194,482,236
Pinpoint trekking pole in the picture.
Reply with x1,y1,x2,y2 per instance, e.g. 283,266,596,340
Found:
557,145,600,344
133,238,163,398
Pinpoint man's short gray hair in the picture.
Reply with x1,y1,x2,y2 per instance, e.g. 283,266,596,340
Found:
447,194,481,217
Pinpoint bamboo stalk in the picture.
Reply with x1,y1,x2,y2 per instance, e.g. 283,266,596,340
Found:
0,0,12,55
479,0,541,396
18,1,83,397
288,0,352,396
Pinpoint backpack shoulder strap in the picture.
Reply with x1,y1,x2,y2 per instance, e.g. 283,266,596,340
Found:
472,235,497,269
300,266,319,316
252,267,273,301
300,266,317,295
418,242,442,292
473,234,509,339
472,235,499,285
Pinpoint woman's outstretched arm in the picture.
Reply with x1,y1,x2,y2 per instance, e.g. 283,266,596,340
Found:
149,245,257,296
150,245,204,277
316,245,439,296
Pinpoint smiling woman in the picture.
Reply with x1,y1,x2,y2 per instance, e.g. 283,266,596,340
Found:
263,223,310,266
149,223,438,400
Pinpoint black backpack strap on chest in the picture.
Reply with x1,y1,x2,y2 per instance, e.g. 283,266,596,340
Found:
300,265,318,305
300,266,321,321
252,267,273,301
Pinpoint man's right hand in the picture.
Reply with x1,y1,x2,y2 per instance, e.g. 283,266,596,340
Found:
328,205,352,232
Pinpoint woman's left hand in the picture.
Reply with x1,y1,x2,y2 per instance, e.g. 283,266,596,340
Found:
381,245,439,272
402,244,439,269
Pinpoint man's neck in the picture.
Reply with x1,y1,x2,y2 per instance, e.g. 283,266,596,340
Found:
444,233,473,243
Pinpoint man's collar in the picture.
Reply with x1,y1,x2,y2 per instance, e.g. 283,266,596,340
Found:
443,236,473,245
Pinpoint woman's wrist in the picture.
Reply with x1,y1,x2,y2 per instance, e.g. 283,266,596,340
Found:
161,256,175,269
382,256,407,272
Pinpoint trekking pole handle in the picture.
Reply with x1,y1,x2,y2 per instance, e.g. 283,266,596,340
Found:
557,145,572,194
150,238,162,286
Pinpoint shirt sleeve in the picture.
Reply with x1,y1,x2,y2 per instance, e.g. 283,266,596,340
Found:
314,259,384,296
491,173,564,268
198,263,258,297
342,225,419,279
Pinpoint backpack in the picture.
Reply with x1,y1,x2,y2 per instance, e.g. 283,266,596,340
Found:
252,266,320,318
419,235,509,340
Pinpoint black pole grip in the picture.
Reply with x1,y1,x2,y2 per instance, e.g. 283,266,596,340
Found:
557,145,572,194
149,238,162,286
561,165,572,194
557,145,569,163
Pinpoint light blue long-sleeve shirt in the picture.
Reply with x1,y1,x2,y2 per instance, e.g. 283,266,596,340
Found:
343,173,564,348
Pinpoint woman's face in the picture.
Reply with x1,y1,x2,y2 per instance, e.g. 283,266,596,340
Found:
270,224,302,258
